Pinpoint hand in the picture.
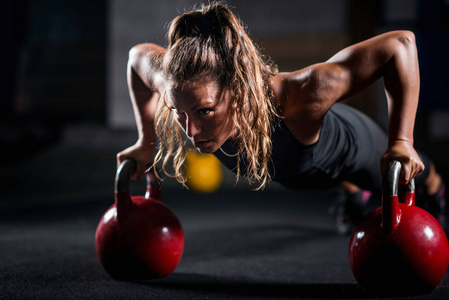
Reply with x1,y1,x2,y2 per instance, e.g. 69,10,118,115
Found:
117,141,154,180
380,140,425,184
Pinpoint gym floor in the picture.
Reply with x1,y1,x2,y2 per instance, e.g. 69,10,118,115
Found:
1,125,449,300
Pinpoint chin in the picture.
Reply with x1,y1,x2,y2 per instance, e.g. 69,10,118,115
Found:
196,146,216,154
196,142,220,154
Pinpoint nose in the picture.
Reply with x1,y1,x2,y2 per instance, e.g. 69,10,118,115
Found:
186,117,201,138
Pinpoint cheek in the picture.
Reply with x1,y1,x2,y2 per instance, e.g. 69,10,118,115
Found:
211,112,234,137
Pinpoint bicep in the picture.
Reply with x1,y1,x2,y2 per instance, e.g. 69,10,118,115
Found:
127,43,165,101
324,44,385,101
273,32,416,120
127,44,158,110
127,60,160,122
128,43,166,86
323,31,416,102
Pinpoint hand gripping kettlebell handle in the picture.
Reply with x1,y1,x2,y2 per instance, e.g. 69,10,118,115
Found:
115,159,161,198
115,159,136,222
115,159,162,223
382,160,415,232
115,159,137,194
382,160,415,197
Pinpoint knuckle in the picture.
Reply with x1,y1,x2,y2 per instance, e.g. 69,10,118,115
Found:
403,156,413,163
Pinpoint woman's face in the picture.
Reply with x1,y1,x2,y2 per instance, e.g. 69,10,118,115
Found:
167,81,235,153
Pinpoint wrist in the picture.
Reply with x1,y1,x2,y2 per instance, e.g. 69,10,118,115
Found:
388,138,413,147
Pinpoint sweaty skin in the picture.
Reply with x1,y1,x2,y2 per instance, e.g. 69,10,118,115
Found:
117,31,424,184
167,82,235,154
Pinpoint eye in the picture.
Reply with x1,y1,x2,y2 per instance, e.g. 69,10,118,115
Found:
197,108,212,116
171,107,185,115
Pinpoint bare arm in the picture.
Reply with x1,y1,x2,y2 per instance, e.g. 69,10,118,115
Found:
283,31,424,183
326,31,420,145
117,43,165,176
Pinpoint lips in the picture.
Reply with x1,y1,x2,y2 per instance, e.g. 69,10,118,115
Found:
193,140,211,149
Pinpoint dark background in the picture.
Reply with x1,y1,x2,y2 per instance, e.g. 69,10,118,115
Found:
2,0,449,204
2,0,449,166
1,1,449,299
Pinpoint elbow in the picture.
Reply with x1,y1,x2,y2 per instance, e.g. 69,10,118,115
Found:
395,30,416,45
128,46,141,70
388,30,418,61
128,44,154,72
398,30,415,44
128,44,148,62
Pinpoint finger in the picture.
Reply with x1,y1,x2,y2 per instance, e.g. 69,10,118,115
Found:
412,163,420,180
417,161,425,175
116,153,123,168
413,161,425,179
399,160,412,185
408,159,424,180
132,164,144,181
136,165,146,178
399,159,412,184
117,153,130,169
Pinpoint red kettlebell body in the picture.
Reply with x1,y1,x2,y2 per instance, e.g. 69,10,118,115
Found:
95,160,184,280
349,161,449,295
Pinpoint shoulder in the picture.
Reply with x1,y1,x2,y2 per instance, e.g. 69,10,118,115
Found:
128,43,166,90
129,43,166,66
270,63,345,119
269,63,348,145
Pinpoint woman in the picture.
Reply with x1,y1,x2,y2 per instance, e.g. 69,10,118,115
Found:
117,3,445,233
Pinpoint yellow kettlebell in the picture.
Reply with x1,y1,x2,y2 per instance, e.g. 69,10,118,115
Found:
185,149,223,193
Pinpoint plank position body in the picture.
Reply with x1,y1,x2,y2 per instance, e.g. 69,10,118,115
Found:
117,3,446,232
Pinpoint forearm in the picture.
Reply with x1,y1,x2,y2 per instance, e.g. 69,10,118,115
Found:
304,30,423,180
383,32,420,147
132,93,158,148
128,63,159,148
378,31,424,180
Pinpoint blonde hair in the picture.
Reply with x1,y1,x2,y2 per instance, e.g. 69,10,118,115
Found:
153,2,278,189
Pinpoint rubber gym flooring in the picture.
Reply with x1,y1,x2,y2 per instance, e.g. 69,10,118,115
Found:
1,125,449,300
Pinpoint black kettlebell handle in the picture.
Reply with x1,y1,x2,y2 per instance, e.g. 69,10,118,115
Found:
382,160,415,197
382,160,415,232
115,159,136,194
115,159,161,223
115,159,161,197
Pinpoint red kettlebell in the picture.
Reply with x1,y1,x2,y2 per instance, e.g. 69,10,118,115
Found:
349,160,449,295
95,159,184,280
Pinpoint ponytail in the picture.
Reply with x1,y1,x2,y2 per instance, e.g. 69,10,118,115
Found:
154,2,278,189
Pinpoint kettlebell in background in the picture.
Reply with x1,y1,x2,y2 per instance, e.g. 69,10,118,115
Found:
349,160,449,295
95,159,184,280
185,149,223,193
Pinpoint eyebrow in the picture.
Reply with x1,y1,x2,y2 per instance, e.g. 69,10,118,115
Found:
168,103,207,113
187,100,216,112
168,93,217,111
